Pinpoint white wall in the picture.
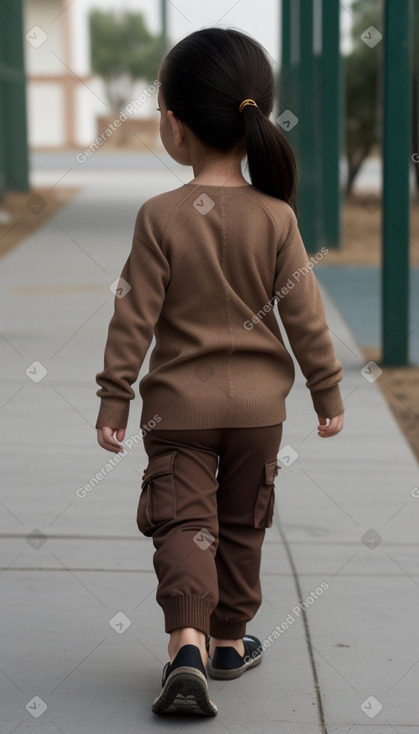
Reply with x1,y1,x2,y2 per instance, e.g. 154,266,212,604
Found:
70,0,90,76
23,0,66,75
74,78,106,146
27,82,65,147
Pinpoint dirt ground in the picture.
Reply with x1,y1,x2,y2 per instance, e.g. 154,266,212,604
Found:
360,346,419,464
1,186,418,463
0,186,80,260
322,191,419,265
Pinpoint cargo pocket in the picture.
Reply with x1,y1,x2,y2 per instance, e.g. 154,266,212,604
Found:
253,459,281,529
136,451,177,536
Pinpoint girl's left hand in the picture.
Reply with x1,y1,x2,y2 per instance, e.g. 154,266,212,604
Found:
97,426,126,453
317,414,344,438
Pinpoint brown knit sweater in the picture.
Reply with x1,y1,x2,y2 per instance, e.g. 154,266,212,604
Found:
95,183,344,430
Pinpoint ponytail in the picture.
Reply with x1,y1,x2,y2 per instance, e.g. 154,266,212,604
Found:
242,106,297,213
160,28,298,212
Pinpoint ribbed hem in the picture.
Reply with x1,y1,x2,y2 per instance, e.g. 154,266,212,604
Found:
209,619,247,639
140,392,287,430
161,595,215,636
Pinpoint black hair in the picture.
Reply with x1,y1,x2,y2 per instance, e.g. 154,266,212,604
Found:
159,27,297,212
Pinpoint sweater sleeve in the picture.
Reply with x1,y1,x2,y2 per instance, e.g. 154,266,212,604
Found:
95,205,170,429
274,207,344,418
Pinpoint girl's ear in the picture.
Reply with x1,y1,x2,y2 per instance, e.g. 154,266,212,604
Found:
167,110,185,148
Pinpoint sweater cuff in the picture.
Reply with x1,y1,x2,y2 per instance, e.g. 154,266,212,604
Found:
310,385,344,418
95,398,130,429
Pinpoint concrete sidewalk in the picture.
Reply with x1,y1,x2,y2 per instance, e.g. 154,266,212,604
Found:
1,160,418,733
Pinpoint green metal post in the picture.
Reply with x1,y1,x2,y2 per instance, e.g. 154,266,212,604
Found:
0,0,30,191
313,0,324,250
161,0,168,53
382,0,411,365
0,2,7,199
320,0,341,249
280,0,291,107
296,0,316,249
279,0,300,165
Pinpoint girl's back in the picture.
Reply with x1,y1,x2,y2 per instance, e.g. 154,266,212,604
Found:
114,180,343,430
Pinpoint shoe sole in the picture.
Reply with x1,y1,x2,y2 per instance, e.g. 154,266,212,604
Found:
152,666,218,716
206,653,262,680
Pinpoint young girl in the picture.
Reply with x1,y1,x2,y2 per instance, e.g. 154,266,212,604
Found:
95,27,344,717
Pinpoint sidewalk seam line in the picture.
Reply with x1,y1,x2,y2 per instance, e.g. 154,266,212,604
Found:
275,508,328,734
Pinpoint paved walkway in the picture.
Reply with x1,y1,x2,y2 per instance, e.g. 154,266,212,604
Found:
1,158,418,733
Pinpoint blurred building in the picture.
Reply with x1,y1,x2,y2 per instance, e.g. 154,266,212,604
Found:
23,0,159,150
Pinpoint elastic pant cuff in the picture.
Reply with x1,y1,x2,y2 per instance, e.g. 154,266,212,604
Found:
209,619,247,639
162,595,214,636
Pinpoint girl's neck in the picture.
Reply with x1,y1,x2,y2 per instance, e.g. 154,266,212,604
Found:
187,137,247,187
190,173,249,186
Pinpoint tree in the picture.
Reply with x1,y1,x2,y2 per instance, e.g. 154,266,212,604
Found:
344,0,382,195
345,0,419,196
89,10,164,113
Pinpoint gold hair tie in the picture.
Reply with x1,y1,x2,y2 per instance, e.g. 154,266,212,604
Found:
239,98,258,113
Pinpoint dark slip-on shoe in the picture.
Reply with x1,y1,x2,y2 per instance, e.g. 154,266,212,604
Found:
206,634,263,680
152,644,217,716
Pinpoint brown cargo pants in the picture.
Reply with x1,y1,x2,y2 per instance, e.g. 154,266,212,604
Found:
137,423,283,639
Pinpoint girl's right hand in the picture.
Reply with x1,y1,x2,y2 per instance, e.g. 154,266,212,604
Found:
317,414,344,438
97,426,126,453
